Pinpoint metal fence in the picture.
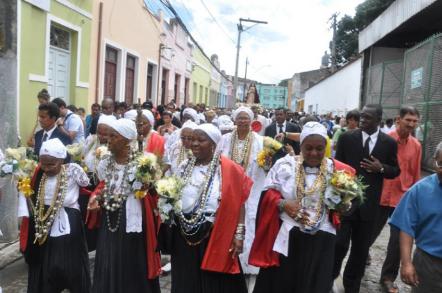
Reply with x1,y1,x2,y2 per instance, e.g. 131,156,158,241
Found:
363,34,442,170
402,33,442,169
365,60,403,119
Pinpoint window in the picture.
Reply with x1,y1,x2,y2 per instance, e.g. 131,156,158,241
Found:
104,46,118,100
50,26,70,51
125,55,136,105
193,82,198,102
146,63,154,100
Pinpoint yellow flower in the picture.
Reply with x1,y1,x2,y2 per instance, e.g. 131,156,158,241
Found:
6,147,27,161
18,177,34,197
134,190,147,199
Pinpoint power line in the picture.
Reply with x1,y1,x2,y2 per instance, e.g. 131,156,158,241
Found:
177,0,207,45
198,0,236,44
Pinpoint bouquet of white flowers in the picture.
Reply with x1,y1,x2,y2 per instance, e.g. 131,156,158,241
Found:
132,153,162,199
324,170,366,212
155,176,184,223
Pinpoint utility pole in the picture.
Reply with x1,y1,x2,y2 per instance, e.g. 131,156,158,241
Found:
243,57,249,102
329,13,339,72
233,18,267,102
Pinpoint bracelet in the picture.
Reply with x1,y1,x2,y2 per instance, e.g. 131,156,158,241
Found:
234,233,245,240
278,199,286,212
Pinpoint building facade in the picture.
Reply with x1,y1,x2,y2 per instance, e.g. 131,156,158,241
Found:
256,84,288,109
158,18,192,106
209,54,220,107
291,68,331,112
88,0,161,107
190,46,211,105
304,58,361,116
19,0,92,141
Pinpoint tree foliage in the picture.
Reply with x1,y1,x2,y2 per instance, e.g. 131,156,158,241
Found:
334,0,396,64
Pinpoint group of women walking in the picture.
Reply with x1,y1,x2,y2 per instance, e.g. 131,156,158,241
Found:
17,105,352,293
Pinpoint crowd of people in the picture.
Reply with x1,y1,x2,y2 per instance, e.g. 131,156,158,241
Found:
4,88,442,293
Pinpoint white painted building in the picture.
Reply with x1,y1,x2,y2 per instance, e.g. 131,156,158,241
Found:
304,58,362,116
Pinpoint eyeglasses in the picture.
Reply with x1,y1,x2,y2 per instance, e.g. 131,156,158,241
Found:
435,161,442,169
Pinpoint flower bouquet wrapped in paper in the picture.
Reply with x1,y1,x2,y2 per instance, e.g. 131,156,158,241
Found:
95,145,110,160
325,170,366,212
257,137,283,171
0,147,38,197
132,153,162,199
155,176,184,223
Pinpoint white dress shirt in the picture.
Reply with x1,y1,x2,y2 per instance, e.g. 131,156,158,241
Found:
276,121,287,135
362,128,380,154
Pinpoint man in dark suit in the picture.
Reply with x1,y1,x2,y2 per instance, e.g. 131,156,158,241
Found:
265,107,301,155
34,102,72,156
332,104,400,293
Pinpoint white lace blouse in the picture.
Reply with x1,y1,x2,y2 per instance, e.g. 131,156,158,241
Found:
96,157,143,233
264,155,336,256
175,161,221,223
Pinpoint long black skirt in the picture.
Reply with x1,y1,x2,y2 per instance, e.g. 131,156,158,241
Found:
92,202,160,293
253,227,335,293
27,208,91,293
170,221,248,293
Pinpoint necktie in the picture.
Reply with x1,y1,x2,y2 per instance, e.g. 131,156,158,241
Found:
42,133,48,143
363,136,371,158
278,124,284,134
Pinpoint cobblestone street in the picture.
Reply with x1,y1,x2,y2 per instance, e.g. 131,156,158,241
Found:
0,225,411,293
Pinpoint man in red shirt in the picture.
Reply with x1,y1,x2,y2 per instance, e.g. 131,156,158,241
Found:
371,105,421,293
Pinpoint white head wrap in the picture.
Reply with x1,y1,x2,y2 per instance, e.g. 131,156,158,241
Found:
123,109,155,126
109,118,138,140
98,114,117,126
217,115,234,132
300,122,328,145
196,123,222,145
40,138,67,159
142,109,155,126
181,120,198,130
232,106,253,121
182,108,200,124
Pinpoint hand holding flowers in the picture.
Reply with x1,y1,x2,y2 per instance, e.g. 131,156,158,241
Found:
257,137,283,171
324,170,366,213
155,176,184,223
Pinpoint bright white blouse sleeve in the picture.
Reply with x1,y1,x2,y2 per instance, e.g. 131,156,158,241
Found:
68,163,90,187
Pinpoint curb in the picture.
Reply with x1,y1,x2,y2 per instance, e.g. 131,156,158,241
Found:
0,241,22,270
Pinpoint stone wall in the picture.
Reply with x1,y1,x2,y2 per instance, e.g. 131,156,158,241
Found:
0,0,19,242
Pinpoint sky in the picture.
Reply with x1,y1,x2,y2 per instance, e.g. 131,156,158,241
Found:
158,0,365,84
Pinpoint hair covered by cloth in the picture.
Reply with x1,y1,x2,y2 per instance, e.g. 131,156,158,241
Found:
39,138,67,159
109,118,138,140
300,121,328,145
217,115,234,131
181,120,198,130
232,106,254,121
97,114,117,126
124,109,155,126
196,123,222,145
183,108,200,124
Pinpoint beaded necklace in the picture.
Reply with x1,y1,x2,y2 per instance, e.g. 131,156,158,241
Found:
229,128,253,170
177,153,220,237
295,158,328,229
177,144,192,166
31,165,68,245
100,152,136,232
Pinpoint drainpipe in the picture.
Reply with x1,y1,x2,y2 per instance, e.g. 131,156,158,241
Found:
157,44,163,106
95,2,103,103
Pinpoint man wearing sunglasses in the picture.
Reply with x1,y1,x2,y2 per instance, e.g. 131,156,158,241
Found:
389,141,442,293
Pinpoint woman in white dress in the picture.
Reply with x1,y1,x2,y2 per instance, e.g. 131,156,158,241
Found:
250,122,355,293
218,106,266,278
168,123,252,293
164,120,197,175
87,118,161,293
18,138,91,293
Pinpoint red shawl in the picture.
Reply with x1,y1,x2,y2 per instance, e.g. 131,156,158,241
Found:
249,159,355,268
200,156,253,274
145,131,165,158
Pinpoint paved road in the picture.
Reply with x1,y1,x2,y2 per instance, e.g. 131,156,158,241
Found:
0,225,411,293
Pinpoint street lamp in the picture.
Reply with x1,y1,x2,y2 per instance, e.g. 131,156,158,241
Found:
233,18,267,101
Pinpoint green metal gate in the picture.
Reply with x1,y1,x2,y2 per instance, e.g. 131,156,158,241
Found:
402,33,442,170
365,60,403,119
